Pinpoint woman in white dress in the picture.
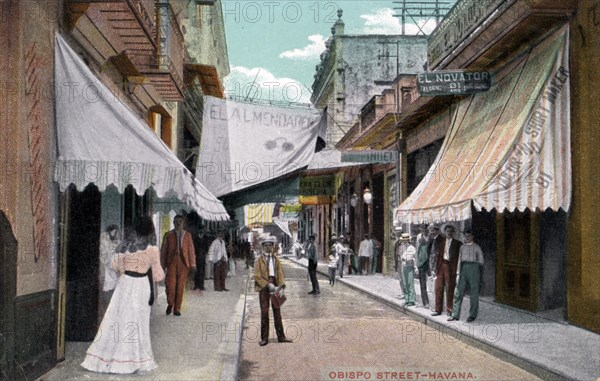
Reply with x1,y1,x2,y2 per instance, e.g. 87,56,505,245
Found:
81,216,165,374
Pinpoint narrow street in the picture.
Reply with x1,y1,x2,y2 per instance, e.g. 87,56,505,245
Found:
239,259,540,381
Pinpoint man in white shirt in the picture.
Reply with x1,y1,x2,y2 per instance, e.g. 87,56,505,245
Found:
399,233,417,307
208,229,228,292
334,235,347,278
448,229,484,322
358,234,373,275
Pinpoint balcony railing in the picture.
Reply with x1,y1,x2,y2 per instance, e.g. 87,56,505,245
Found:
127,0,157,43
68,0,187,101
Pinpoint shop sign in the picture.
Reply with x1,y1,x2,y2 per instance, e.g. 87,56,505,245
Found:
341,150,398,164
300,176,335,196
417,71,491,96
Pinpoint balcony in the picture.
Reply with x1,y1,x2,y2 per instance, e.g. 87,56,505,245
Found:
428,0,577,70
67,0,156,56
66,0,187,102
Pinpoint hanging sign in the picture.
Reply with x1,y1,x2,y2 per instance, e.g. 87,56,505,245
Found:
417,71,491,96
300,176,335,196
341,150,398,163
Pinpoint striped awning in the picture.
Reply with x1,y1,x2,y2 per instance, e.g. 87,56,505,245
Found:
396,26,570,224
244,203,275,226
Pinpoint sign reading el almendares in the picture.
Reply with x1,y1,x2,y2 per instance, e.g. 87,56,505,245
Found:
417,71,491,96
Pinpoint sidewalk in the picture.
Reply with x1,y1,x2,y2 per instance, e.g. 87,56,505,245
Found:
289,256,600,381
37,260,249,381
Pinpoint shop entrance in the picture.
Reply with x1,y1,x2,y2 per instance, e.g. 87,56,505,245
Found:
65,185,102,341
496,212,539,311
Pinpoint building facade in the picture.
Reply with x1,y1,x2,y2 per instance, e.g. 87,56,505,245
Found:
308,10,428,258
0,1,230,379
392,0,597,332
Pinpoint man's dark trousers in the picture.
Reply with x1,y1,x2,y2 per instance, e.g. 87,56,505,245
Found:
308,259,319,292
260,276,285,342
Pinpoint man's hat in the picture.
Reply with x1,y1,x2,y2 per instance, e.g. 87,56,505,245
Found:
338,235,345,240
428,224,440,230
444,223,456,231
419,223,428,229
331,235,337,240
260,236,277,245
400,233,411,241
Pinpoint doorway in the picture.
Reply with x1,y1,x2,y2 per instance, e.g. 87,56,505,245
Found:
0,211,17,380
496,211,539,311
65,185,101,341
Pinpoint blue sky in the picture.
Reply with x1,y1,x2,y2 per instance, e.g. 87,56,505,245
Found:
222,0,448,104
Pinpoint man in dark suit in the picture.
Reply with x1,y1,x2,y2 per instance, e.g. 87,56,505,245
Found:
161,215,196,316
192,230,206,291
306,235,320,295
432,224,461,316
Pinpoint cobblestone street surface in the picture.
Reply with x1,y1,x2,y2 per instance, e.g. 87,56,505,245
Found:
239,259,540,381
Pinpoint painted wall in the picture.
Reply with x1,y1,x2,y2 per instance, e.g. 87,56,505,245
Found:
313,34,427,146
183,0,230,77
340,35,427,127
0,0,58,296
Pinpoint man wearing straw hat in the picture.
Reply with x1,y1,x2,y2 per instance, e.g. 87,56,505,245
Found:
399,233,417,307
255,236,293,346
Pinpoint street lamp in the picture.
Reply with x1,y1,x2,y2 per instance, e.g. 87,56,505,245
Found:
363,188,372,204
350,193,359,207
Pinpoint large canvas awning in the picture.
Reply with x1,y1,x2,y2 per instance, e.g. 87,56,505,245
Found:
197,96,326,197
396,27,570,224
54,34,229,221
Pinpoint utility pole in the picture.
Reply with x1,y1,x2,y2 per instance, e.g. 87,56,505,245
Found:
391,0,454,35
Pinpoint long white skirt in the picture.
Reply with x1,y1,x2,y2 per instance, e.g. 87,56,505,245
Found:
81,274,157,374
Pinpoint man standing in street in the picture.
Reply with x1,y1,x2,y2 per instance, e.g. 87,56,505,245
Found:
208,229,229,292
399,233,417,307
393,227,406,298
358,234,373,275
432,224,461,317
448,229,484,322
415,224,430,309
192,230,206,291
334,235,346,278
161,215,196,316
370,234,381,274
306,235,320,295
427,224,443,309
255,236,293,346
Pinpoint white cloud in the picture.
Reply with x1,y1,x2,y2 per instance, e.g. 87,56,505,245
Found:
359,8,438,35
224,66,312,104
279,34,327,60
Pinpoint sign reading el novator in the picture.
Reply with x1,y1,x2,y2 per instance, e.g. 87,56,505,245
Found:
417,71,491,96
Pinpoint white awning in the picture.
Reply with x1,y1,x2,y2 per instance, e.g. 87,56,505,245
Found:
197,96,325,197
54,34,229,221
396,26,571,224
